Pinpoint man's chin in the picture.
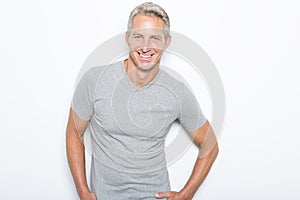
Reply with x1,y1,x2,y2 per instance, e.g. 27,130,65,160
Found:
136,62,157,71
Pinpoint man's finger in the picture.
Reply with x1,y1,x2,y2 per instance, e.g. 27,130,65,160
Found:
155,191,172,198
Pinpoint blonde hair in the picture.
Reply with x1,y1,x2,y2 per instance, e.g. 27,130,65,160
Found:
127,2,170,37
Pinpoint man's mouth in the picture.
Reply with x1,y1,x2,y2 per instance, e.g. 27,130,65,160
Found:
138,52,153,60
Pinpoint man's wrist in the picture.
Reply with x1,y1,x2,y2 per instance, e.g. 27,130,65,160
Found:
179,187,196,200
77,185,91,198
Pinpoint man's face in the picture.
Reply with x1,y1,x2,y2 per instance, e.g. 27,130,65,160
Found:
126,14,171,71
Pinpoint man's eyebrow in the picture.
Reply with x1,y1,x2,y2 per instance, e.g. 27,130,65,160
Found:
152,35,163,38
131,33,164,38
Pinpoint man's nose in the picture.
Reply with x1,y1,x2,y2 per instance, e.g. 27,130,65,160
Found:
141,39,151,52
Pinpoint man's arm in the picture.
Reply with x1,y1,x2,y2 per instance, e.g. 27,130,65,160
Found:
156,120,219,200
66,107,96,200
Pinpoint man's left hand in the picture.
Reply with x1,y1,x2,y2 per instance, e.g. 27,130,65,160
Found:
155,191,192,200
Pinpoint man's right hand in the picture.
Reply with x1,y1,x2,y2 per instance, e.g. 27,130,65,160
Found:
80,191,96,200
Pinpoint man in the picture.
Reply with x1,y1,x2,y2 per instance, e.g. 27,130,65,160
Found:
66,2,219,200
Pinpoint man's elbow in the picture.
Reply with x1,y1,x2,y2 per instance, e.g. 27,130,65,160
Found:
213,142,219,160
198,141,219,160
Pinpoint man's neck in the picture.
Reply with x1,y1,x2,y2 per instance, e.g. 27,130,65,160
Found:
124,59,160,88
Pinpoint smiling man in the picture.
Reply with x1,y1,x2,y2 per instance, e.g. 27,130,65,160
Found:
125,13,171,88
66,2,219,200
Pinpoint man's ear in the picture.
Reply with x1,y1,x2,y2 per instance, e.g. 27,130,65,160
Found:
164,34,172,49
125,31,130,46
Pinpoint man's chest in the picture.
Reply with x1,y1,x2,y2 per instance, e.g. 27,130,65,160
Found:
92,83,180,138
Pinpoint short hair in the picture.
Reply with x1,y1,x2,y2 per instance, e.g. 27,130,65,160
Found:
127,2,170,37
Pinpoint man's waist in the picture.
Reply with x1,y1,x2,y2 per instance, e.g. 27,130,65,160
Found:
92,140,167,173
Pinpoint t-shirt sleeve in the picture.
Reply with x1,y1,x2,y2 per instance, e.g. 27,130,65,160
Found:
177,83,207,133
71,67,99,120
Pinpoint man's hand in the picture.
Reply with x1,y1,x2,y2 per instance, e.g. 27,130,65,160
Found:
155,191,192,200
80,190,97,200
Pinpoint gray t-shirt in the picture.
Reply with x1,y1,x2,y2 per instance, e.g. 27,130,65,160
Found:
71,60,207,200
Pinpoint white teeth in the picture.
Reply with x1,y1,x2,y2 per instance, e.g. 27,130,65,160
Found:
140,54,151,58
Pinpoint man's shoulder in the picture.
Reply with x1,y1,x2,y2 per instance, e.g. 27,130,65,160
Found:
89,61,121,73
159,68,185,91
81,61,122,81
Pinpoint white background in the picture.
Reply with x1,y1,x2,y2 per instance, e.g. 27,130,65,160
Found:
1,0,299,199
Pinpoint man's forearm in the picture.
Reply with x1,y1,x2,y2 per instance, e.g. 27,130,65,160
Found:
180,144,219,199
66,127,90,197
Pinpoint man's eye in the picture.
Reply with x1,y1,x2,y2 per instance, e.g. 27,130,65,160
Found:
152,37,160,40
134,35,141,39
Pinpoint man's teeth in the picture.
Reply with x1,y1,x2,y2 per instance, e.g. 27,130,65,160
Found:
140,54,151,58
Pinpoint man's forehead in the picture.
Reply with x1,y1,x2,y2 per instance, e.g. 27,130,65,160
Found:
132,14,164,28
